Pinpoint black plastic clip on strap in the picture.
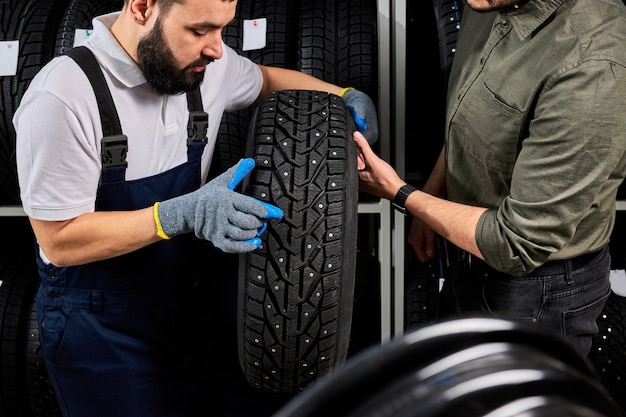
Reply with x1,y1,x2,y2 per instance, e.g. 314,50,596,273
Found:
186,88,208,147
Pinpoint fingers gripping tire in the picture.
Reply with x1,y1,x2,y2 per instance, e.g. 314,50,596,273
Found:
238,90,359,393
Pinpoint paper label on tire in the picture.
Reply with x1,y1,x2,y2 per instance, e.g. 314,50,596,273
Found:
73,29,93,47
609,269,626,297
0,41,19,76
242,18,267,51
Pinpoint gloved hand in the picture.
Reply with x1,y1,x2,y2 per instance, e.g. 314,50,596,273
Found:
340,87,379,145
154,158,283,253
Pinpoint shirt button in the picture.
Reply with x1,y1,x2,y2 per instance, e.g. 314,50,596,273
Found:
501,19,510,28
46,265,58,279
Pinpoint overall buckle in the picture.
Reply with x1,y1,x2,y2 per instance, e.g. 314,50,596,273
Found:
101,135,128,169
187,111,209,146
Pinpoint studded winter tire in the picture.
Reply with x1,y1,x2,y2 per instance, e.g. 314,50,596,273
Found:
238,89,359,393
432,0,465,82
588,291,626,415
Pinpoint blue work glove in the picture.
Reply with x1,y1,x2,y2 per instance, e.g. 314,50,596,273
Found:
340,87,379,145
154,158,283,253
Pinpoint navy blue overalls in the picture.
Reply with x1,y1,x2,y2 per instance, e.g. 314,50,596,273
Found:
35,47,213,417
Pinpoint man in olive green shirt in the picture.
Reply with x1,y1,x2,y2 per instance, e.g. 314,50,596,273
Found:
354,0,626,355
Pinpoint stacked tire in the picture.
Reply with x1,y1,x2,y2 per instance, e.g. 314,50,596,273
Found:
0,0,70,204
0,218,56,417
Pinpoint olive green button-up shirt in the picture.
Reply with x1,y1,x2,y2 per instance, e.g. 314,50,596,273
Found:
445,0,626,274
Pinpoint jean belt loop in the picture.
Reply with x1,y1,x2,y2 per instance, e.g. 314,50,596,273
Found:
90,290,104,313
564,259,574,285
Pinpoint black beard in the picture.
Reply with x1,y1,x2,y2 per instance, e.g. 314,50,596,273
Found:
136,17,211,95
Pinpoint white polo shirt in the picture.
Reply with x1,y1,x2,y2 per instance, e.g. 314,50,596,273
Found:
14,12,263,222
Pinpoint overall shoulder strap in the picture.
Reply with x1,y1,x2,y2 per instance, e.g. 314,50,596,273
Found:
65,46,127,180
186,88,203,113
65,46,123,137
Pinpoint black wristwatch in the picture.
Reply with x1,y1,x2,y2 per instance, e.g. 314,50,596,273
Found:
392,184,418,215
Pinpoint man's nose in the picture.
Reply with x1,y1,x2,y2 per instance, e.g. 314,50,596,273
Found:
202,33,223,60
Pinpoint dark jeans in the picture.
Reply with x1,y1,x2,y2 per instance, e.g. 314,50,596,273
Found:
438,245,611,356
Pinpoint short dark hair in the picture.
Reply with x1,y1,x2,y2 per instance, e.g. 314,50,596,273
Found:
124,0,235,16
152,0,185,15
122,0,184,15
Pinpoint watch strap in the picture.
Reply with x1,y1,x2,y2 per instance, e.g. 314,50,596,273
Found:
392,184,417,214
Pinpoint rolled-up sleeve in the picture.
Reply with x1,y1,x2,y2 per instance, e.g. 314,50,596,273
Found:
476,61,626,274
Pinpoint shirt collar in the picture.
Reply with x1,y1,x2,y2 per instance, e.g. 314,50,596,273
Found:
86,12,147,88
502,0,569,40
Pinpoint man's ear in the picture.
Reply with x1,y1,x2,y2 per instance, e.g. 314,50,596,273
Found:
127,0,154,25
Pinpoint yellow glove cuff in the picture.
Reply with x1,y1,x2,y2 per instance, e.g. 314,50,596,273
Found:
153,202,171,240
339,87,355,97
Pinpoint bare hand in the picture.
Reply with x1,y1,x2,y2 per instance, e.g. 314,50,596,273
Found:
353,131,405,200
408,217,438,262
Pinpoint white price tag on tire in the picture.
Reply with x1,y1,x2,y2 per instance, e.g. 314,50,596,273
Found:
242,18,267,51
610,269,626,297
73,29,93,46
0,41,19,76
